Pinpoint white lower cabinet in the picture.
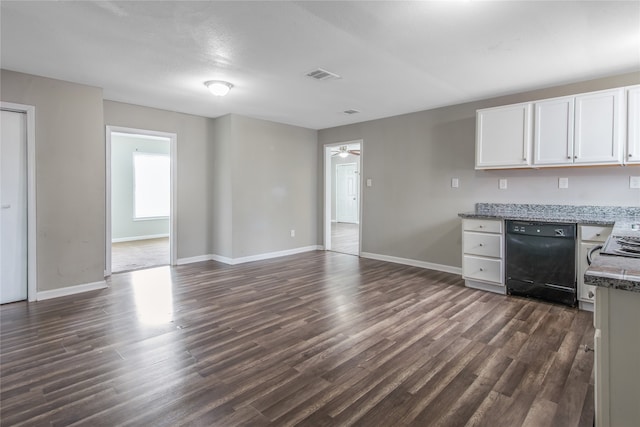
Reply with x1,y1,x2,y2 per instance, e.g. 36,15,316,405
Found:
577,225,612,310
462,219,504,294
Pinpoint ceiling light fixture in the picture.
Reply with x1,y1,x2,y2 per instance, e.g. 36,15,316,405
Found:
204,80,233,96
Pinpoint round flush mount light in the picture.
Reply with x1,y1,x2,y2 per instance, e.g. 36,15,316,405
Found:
204,80,233,96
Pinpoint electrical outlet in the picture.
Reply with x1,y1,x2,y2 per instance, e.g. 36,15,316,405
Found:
631,176,640,189
558,177,569,189
290,229,295,237
499,179,507,190
451,178,459,188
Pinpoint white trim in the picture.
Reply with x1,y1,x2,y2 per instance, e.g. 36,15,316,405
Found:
230,245,321,265
360,252,462,275
177,254,214,265
36,280,107,301
105,126,177,277
324,139,363,255
112,233,170,243
1,102,37,302
178,245,324,266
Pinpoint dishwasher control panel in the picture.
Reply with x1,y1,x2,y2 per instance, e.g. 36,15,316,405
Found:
507,221,576,238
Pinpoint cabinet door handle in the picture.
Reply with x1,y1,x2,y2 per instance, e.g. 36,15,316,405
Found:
574,155,578,159
479,243,484,247
588,291,594,298
567,156,571,159
630,153,633,158
479,268,484,272
596,233,601,237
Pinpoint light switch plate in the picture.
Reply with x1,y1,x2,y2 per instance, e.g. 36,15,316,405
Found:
499,179,507,190
366,178,372,187
451,178,459,188
559,177,569,189
631,176,640,189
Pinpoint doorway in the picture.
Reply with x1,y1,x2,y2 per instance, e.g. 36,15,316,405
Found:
324,140,362,256
0,102,36,303
106,126,176,275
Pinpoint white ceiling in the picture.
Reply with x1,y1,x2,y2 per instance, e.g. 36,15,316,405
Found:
1,1,639,130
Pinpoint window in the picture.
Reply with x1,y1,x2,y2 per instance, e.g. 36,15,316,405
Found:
133,152,170,219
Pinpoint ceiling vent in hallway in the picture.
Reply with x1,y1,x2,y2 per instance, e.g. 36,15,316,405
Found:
305,68,341,81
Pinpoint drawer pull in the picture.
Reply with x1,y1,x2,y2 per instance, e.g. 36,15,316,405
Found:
588,291,594,298
596,233,601,236
479,243,484,247
479,268,485,272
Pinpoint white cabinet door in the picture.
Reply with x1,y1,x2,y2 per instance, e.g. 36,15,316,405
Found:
574,88,624,165
626,85,640,164
476,103,532,169
534,96,575,166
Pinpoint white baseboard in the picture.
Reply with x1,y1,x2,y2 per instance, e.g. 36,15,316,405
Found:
112,233,169,243
210,254,234,264
229,245,322,265
177,245,323,266
37,280,108,301
360,252,462,275
176,254,213,265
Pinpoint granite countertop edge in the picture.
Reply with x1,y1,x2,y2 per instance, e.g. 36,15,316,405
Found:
457,212,617,226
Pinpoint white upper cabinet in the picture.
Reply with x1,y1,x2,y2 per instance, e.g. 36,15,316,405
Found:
534,96,575,166
476,103,532,169
477,86,631,169
626,85,640,164
574,88,624,165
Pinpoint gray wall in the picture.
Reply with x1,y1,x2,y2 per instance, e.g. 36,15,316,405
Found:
210,114,318,259
111,134,170,241
104,101,212,260
318,72,640,269
0,70,105,291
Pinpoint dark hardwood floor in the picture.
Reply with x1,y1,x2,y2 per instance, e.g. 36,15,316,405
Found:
1,251,594,426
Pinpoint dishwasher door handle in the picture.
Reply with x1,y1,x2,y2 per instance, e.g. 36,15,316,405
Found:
587,245,603,266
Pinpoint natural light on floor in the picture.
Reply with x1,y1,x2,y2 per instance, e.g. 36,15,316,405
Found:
131,267,174,325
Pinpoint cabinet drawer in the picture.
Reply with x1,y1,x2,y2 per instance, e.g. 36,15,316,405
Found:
463,255,502,284
581,225,612,242
463,232,502,258
463,219,502,234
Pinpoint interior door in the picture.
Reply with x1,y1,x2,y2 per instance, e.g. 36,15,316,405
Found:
1,110,28,304
336,163,358,223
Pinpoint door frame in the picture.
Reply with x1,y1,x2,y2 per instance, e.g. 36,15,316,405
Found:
323,139,363,254
335,162,358,223
1,102,37,302
105,126,177,276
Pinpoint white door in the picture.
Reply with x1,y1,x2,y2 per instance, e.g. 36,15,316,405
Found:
336,163,358,223
1,110,28,304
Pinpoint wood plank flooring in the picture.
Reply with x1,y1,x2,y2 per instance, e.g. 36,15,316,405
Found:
331,223,359,256
0,251,595,426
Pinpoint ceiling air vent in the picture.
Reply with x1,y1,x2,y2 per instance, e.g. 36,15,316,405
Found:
343,109,360,115
305,68,341,81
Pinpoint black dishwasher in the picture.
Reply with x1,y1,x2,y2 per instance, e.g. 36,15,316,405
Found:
505,221,577,307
